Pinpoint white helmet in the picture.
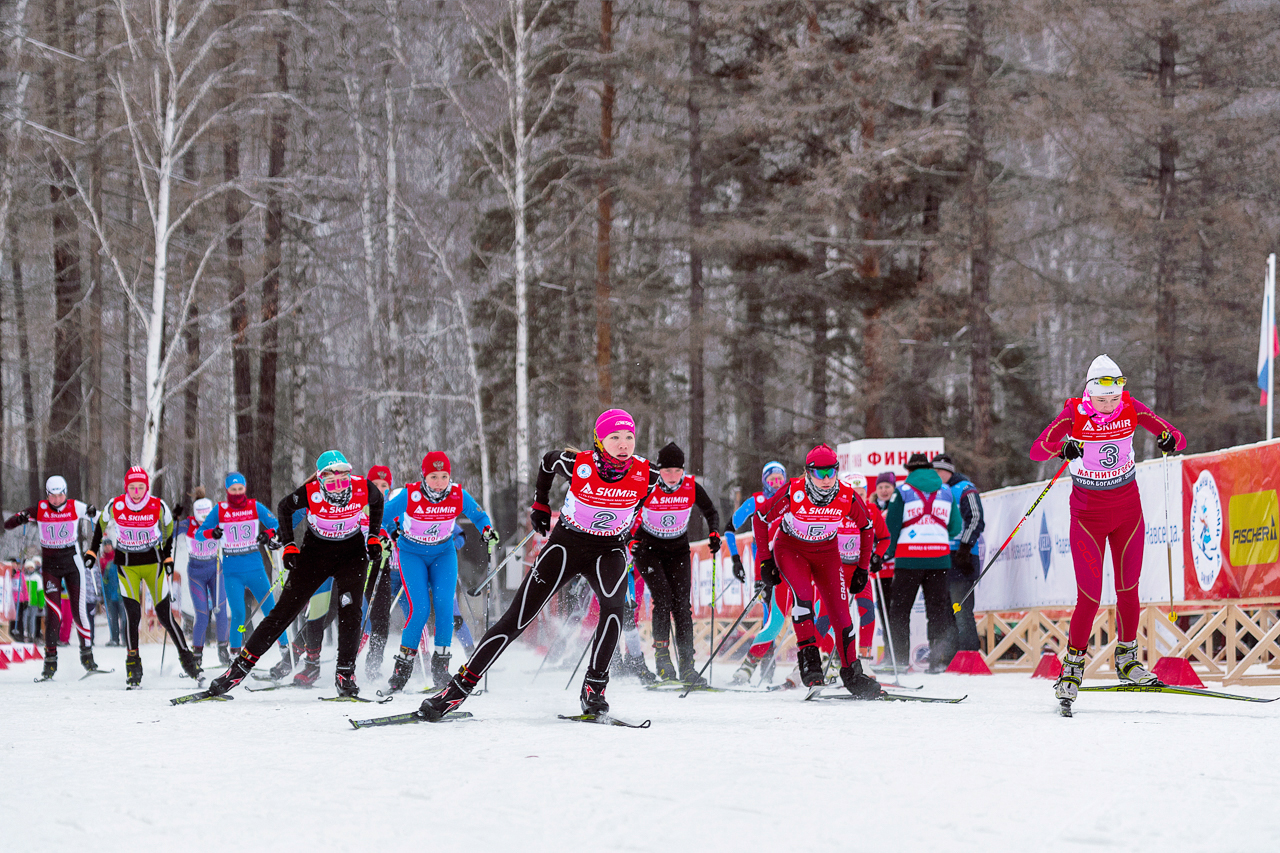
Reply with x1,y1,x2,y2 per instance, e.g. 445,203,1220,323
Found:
45,475,67,494
1085,354,1124,397
840,471,867,490
193,498,214,522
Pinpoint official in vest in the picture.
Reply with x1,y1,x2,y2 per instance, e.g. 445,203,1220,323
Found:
884,453,962,674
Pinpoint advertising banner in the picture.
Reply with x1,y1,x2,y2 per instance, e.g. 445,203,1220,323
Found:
973,456,1182,611
837,438,945,480
690,534,758,618
1182,439,1280,600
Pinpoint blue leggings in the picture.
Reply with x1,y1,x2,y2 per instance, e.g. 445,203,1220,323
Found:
224,568,287,651
398,545,458,649
188,558,228,645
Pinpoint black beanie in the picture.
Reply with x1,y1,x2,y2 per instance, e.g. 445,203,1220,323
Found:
657,442,685,469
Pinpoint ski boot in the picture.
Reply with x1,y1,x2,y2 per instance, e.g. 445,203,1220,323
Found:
208,650,260,696
1115,640,1160,685
653,642,678,682
39,650,57,680
387,647,417,693
335,666,360,698
193,646,205,669
267,650,294,681
80,647,99,672
839,659,884,699
430,648,452,689
797,643,824,687
125,650,143,688
418,666,479,721
217,642,231,667
732,651,763,685
1055,646,1086,703
292,647,322,687
178,647,203,680
580,668,610,715
679,656,708,688
624,652,656,684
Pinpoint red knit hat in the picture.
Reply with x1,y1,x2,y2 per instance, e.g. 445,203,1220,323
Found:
367,465,393,486
124,466,150,491
805,444,838,469
421,452,450,477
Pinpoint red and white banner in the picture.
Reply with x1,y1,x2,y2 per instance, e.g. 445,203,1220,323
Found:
837,438,945,480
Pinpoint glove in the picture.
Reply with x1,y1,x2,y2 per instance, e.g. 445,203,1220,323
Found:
753,579,769,597
731,554,745,583
481,526,500,554
85,504,98,518
366,535,383,565
82,550,97,570
208,525,224,539
708,531,721,555
759,558,780,587
849,567,869,595
172,503,185,519
162,557,175,577
869,552,884,574
530,502,552,535
260,529,283,551
1157,430,1177,453
12,510,29,525
1060,438,1084,460
453,614,464,631
282,543,300,573
391,520,403,543
256,528,272,546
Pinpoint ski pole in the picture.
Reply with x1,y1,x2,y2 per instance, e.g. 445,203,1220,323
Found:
709,549,717,683
468,530,536,596
952,457,1071,613
1163,449,1176,622
872,571,911,688
680,588,765,698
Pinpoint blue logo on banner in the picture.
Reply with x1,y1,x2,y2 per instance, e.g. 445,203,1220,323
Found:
1038,514,1052,579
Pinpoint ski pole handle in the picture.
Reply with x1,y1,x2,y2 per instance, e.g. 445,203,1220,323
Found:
952,457,1071,614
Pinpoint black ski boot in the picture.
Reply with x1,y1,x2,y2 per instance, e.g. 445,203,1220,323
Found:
430,649,452,689
80,647,99,672
386,646,417,693
267,651,294,681
335,665,359,698
797,643,824,687
40,650,57,680
419,666,479,721
217,642,231,666
125,650,143,688
840,659,884,699
580,668,610,715
178,647,203,680
193,646,205,669
208,650,260,696
653,642,678,681
292,647,321,687
679,655,708,688
624,652,656,684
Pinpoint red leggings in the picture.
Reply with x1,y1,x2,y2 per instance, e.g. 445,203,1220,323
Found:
773,534,857,666
1067,482,1145,649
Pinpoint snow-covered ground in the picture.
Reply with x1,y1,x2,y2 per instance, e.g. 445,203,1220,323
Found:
2,642,1276,853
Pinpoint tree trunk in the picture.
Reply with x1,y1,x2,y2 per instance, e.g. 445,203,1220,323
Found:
182,300,200,497
811,291,828,433
87,2,106,497
687,0,705,473
514,0,531,513
10,225,38,501
862,305,884,439
965,0,993,484
595,0,614,408
1154,18,1178,415
456,291,493,513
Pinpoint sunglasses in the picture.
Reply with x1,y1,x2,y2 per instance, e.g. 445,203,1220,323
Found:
807,466,838,480
1091,376,1126,388
322,473,352,489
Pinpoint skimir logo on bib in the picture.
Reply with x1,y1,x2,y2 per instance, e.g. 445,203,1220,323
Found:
1190,469,1224,591
1038,514,1052,579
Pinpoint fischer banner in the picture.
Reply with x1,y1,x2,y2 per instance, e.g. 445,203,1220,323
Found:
837,438,945,480
974,456,1182,611
1181,439,1280,600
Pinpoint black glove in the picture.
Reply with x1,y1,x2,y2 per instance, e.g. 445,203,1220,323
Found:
453,614,464,631
256,528,273,546
162,557,175,577
869,552,884,574
708,531,721,555
1060,438,1084,460
12,510,29,525
849,567,869,595
209,525,224,539
172,503,185,520
753,579,769,597
531,507,552,535
283,545,300,573
391,520,403,543
82,550,97,570
367,537,383,566
731,554,745,583
1157,430,1177,453
759,558,780,587
85,504,98,518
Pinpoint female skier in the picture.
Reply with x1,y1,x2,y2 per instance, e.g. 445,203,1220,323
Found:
5,475,99,677
208,452,383,697
419,408,659,720
184,492,229,668
725,461,790,685
1029,354,1184,706
631,441,720,685
758,444,882,698
381,451,497,692
85,467,201,686
195,473,291,678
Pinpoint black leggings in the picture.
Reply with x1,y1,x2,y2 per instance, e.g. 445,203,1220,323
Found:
41,550,91,654
245,540,368,670
633,534,694,660
887,569,956,666
466,525,627,679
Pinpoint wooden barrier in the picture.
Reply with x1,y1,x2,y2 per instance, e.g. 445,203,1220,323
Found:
975,598,1280,685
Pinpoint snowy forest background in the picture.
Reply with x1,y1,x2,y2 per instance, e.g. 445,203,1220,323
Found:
2,0,1278,535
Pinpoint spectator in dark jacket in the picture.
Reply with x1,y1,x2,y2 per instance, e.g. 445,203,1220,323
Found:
933,453,985,652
